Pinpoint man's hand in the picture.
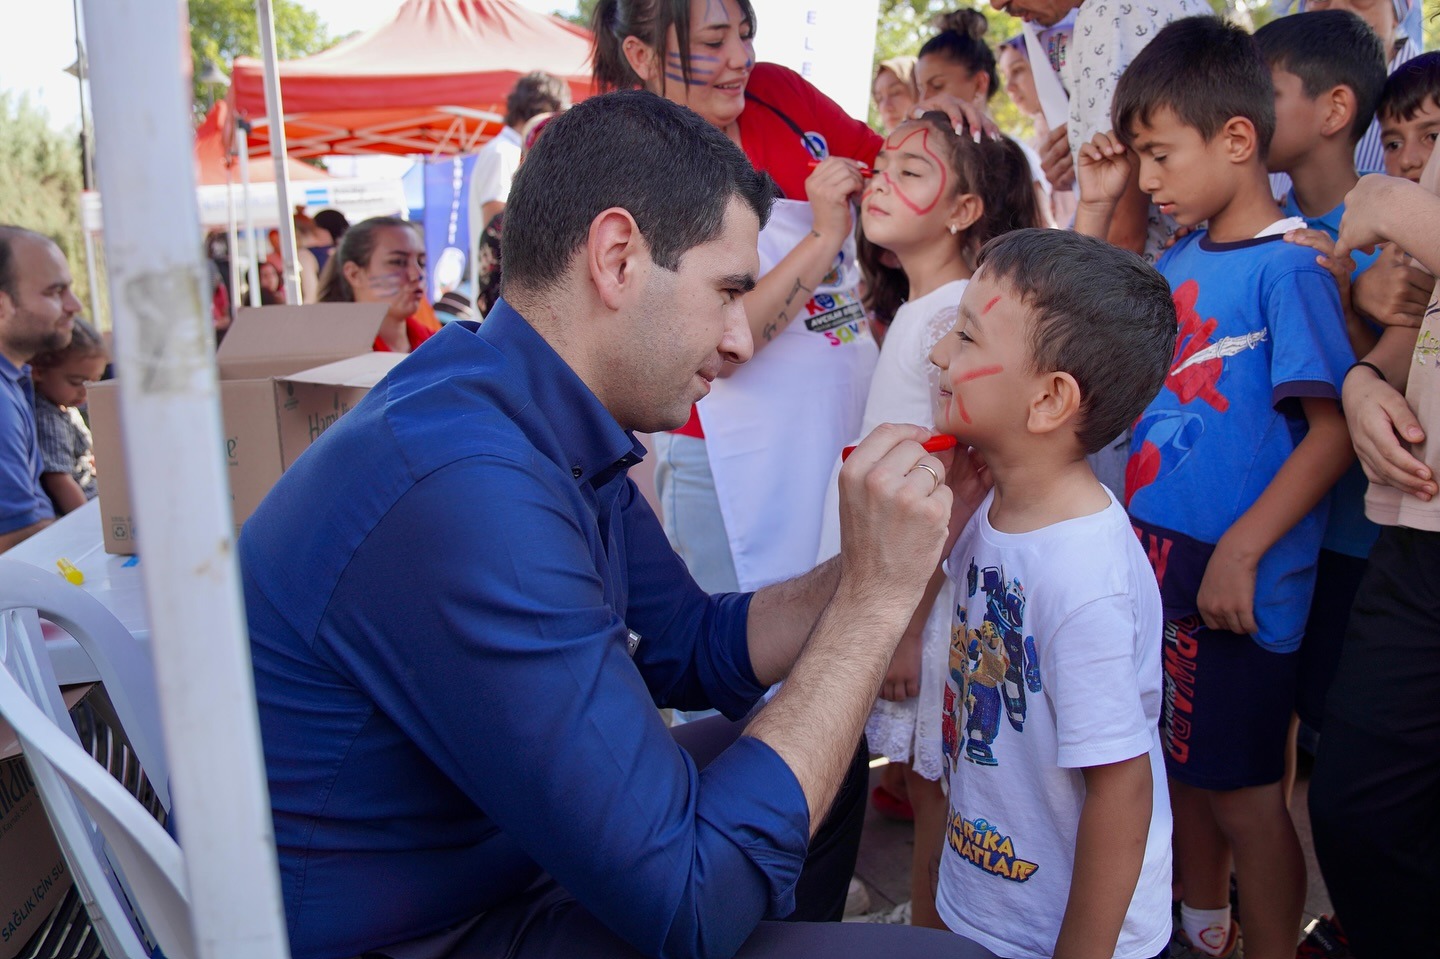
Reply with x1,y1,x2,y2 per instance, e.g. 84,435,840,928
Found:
1196,535,1259,636
1343,364,1435,498
1352,243,1432,329
1041,124,1075,191
838,424,953,614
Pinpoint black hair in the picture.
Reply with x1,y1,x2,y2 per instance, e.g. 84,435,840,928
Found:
976,229,1177,456
1255,10,1387,145
31,317,105,369
313,209,350,241
859,113,1043,323
591,0,758,93
316,216,420,302
0,225,50,302
918,10,999,102
504,72,572,128
501,90,774,298
1113,16,1276,159
1378,51,1440,122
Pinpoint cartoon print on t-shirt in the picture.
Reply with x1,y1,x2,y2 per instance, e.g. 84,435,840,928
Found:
1125,279,1266,505
945,561,1042,769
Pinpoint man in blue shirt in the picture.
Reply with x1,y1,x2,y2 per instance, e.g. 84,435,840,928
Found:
242,92,988,959
0,226,80,552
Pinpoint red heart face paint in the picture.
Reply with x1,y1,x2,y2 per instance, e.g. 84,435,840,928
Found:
862,126,948,217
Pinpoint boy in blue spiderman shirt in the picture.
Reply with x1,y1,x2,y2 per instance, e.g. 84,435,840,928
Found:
1074,17,1355,959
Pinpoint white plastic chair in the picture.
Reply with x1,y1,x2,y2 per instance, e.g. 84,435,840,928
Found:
0,558,190,959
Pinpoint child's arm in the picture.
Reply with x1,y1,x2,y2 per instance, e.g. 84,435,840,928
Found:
1073,132,1135,242
1052,754,1153,959
1197,397,1352,636
880,565,947,702
39,472,88,515
1352,243,1432,329
1344,327,1434,498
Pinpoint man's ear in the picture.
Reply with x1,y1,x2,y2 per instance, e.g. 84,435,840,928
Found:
1026,370,1083,438
1321,84,1358,140
1221,115,1260,164
622,35,660,86
587,207,644,312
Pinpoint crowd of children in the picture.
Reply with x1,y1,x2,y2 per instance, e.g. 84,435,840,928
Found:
840,4,1437,959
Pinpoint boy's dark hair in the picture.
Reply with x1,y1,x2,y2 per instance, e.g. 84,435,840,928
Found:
501,90,775,297
31,317,105,369
976,230,1177,456
591,0,758,93
1113,16,1276,159
1255,10,1386,145
1378,51,1440,123
503,72,572,128
919,10,999,103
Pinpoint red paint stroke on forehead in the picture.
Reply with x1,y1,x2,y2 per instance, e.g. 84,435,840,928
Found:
879,126,947,216
957,364,1003,383
982,295,1001,315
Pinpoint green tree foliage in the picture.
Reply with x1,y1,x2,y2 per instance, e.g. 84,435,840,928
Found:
0,93,100,322
189,0,334,118
560,0,601,27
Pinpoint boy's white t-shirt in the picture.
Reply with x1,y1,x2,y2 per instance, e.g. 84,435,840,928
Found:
937,488,1172,959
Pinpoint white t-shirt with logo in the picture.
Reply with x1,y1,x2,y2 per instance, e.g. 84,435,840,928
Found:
936,489,1172,959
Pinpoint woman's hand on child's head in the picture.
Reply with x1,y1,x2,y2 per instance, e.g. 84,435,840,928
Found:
805,157,865,246
1343,366,1436,499
911,96,999,143
1352,244,1432,328
1197,538,1259,637
1039,124,1075,192
1076,131,1134,210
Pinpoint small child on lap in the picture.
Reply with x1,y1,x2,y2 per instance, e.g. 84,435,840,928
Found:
929,229,1178,959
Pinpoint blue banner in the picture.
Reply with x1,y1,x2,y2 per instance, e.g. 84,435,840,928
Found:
422,154,478,303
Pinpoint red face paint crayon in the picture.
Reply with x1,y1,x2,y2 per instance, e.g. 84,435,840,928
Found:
807,159,875,178
841,433,957,462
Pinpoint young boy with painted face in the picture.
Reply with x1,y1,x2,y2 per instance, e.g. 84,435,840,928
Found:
1076,17,1356,959
928,229,1178,959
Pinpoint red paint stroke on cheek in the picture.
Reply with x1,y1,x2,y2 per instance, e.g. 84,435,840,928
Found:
958,364,1003,383
883,128,946,215
982,295,1001,315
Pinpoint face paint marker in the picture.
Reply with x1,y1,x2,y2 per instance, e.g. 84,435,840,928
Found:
808,159,874,178
841,433,957,461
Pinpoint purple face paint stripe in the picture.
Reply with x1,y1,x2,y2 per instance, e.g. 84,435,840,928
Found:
668,52,723,63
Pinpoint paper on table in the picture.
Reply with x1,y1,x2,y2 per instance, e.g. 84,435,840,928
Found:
1023,21,1070,133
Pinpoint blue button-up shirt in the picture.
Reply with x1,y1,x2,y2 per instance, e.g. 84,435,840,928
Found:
0,354,54,536
241,301,809,959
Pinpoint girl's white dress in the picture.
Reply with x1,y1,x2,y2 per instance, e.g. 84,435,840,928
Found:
816,279,968,780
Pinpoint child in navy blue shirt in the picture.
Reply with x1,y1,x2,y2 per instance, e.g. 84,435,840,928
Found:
1075,17,1355,959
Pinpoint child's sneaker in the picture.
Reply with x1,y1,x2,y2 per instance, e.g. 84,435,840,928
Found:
1170,921,1243,959
1295,915,1352,958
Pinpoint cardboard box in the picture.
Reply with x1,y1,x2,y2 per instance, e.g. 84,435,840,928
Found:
89,304,401,554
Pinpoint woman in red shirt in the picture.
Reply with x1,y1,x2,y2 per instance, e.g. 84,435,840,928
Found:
317,216,436,353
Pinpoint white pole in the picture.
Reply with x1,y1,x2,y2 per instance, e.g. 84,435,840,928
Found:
256,0,300,304
225,155,241,326
237,122,262,307
79,2,292,958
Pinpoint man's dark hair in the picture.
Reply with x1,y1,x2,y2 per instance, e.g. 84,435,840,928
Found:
1255,10,1387,145
1378,51,1440,122
0,225,49,302
976,230,1177,456
501,90,775,298
504,72,572,128
1113,16,1276,159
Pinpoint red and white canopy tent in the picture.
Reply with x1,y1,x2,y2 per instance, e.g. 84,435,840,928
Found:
228,0,597,160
